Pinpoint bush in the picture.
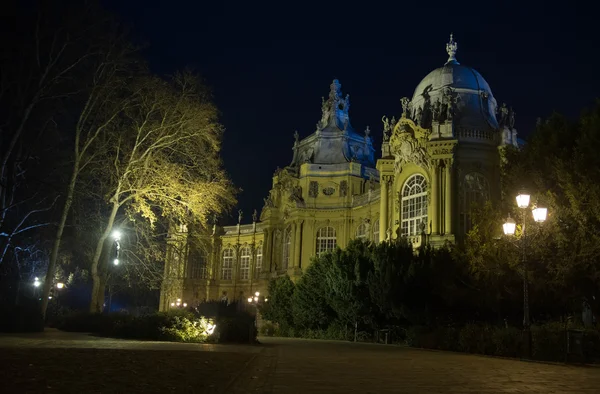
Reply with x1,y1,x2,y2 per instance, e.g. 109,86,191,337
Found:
0,301,44,333
259,321,279,337
216,316,257,343
58,310,218,343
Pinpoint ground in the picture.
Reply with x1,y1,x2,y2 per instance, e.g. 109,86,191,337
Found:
1,330,599,393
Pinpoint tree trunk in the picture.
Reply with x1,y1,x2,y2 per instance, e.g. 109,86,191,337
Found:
40,163,79,320
89,200,120,313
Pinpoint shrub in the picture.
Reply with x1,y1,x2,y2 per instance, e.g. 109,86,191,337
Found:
216,316,257,344
160,316,216,343
259,321,279,337
491,326,522,357
531,322,566,362
0,301,44,333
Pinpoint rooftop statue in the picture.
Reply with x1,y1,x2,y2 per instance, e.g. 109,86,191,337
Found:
446,33,459,64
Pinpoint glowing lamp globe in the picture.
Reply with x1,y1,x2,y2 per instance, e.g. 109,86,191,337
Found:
503,216,516,236
247,297,253,303
113,259,119,266
254,296,258,302
516,193,530,209
33,277,41,287
532,207,548,223
112,230,121,240
56,282,64,289
254,291,260,297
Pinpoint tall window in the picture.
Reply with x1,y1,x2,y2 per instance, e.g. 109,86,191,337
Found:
316,226,336,255
239,246,251,280
373,219,380,243
282,228,291,270
461,173,489,233
190,251,207,279
255,242,263,276
355,222,368,240
221,248,233,280
401,174,428,236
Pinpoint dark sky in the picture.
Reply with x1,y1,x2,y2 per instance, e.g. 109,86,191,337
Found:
105,0,599,224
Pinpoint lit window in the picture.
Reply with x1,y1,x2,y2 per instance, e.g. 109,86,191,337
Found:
255,243,263,275
373,219,380,243
190,251,207,279
401,174,428,236
461,173,489,233
221,248,233,280
316,226,336,255
355,222,368,240
282,228,291,270
239,247,251,280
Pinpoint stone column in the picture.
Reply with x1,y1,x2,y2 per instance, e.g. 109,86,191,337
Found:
264,229,272,272
431,162,440,235
444,160,453,235
294,221,303,268
379,176,388,240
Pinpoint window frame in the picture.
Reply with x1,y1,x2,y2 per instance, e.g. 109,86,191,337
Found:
239,246,251,280
316,226,337,255
401,174,428,236
221,248,234,280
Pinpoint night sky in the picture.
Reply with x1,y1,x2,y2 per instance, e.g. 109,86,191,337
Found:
105,1,599,224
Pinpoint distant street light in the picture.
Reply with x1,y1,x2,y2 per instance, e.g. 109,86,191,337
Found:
113,258,119,266
33,277,41,287
56,282,65,289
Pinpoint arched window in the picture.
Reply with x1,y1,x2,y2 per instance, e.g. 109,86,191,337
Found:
401,174,428,236
355,222,368,240
221,248,234,280
282,228,291,270
461,173,489,233
190,251,207,279
373,219,380,244
239,246,251,280
316,226,336,255
255,242,263,276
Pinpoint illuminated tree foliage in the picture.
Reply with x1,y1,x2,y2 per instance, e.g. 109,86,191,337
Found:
88,71,235,312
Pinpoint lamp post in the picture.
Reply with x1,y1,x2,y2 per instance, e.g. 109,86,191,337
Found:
112,230,121,266
503,191,548,358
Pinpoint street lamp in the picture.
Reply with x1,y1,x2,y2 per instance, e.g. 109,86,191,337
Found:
503,215,516,236
56,282,64,289
113,258,119,266
33,277,41,287
112,230,122,241
503,192,548,358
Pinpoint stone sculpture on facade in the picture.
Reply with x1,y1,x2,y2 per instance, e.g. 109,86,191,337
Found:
508,107,516,129
499,103,509,127
289,185,303,204
400,97,411,118
415,107,423,126
252,209,258,223
293,130,299,144
238,209,243,224
308,181,319,198
432,99,441,122
339,180,348,197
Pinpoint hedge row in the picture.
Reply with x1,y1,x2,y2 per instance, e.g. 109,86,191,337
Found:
58,309,257,344
260,321,600,363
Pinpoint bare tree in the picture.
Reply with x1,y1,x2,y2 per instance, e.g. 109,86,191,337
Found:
88,71,235,312
40,21,139,319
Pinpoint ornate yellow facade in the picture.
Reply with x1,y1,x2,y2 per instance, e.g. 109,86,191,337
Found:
159,36,519,310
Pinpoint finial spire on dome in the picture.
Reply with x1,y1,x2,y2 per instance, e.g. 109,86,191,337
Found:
445,33,459,65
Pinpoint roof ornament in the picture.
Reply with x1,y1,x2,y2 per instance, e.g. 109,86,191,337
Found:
400,97,411,118
446,33,459,65
293,130,299,144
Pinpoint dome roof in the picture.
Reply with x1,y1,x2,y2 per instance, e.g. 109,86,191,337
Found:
412,63,492,98
410,36,499,131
